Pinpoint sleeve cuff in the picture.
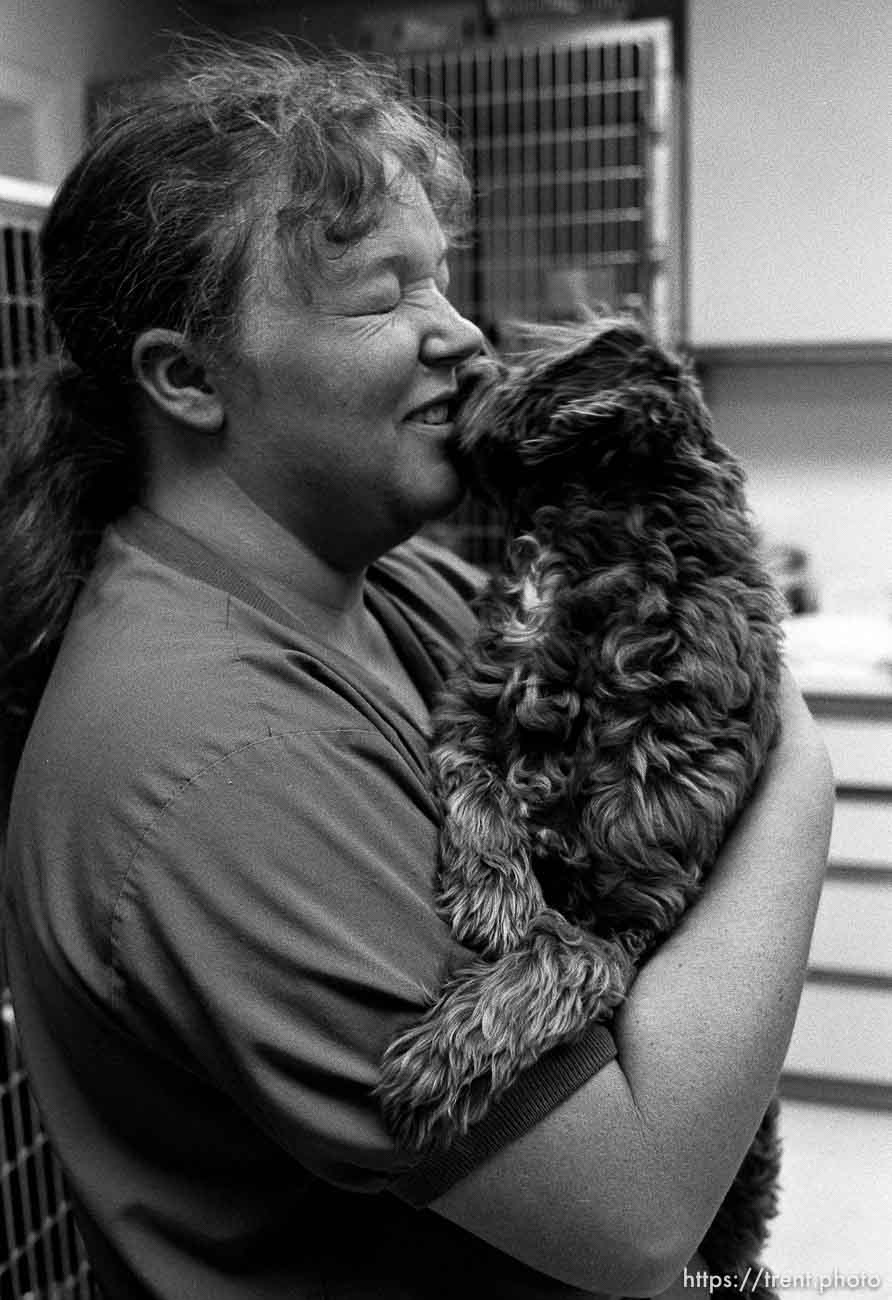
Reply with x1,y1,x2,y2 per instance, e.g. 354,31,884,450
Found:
390,1020,617,1208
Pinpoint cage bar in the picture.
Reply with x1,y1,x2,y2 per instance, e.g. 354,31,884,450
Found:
0,995,100,1299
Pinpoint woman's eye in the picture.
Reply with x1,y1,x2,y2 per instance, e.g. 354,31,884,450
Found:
356,289,401,316
360,273,448,315
361,278,403,314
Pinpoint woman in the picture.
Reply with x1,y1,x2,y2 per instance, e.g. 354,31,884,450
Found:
1,43,833,1300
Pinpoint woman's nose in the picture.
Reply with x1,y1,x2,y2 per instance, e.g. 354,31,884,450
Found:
421,294,486,368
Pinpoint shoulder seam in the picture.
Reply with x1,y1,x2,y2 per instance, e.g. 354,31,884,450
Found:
106,724,382,1006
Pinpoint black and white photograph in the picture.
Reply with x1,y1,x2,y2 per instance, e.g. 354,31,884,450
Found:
0,1,889,1296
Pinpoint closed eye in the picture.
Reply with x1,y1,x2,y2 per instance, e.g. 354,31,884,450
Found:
356,266,451,317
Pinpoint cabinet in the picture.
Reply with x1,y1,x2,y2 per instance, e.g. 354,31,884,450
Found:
782,691,892,1106
687,0,892,352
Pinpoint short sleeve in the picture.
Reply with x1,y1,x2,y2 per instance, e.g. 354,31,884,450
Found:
112,720,617,1200
112,725,452,1190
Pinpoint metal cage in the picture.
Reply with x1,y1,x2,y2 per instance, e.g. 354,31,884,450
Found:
1,177,97,1298
0,179,56,407
0,996,98,1300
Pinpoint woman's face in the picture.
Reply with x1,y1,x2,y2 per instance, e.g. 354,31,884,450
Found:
215,171,484,568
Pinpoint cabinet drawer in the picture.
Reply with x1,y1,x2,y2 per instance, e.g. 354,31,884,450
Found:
816,718,892,789
830,797,892,868
784,983,892,1085
808,877,892,979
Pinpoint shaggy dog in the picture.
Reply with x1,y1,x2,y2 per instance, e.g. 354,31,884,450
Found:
377,317,785,1294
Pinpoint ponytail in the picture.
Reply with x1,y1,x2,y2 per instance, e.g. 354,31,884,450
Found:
0,358,141,815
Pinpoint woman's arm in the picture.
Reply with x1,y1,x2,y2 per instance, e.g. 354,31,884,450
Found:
433,671,834,1295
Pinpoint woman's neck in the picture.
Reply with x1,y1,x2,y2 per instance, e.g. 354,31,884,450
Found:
141,451,429,726
143,461,373,638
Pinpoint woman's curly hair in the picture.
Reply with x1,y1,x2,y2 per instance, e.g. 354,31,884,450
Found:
0,40,471,814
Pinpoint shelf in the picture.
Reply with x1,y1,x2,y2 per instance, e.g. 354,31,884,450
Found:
688,341,892,368
804,690,892,719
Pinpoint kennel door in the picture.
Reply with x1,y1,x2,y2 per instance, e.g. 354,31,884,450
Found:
399,20,675,346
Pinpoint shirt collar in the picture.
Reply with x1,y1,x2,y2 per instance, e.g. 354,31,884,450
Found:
141,466,361,626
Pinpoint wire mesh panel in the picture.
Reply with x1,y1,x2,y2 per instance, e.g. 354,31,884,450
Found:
0,180,56,410
401,21,672,335
400,22,673,566
0,179,96,1299
0,996,99,1300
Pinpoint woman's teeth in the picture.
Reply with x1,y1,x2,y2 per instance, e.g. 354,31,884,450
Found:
411,404,450,426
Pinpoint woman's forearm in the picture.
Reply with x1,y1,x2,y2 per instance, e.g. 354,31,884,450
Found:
614,669,835,1245
434,674,834,1294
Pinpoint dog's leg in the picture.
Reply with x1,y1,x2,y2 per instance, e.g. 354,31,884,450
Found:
434,762,545,958
431,542,579,958
377,909,634,1152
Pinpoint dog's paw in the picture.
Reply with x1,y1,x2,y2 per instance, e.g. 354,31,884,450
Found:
376,1017,479,1153
377,918,634,1153
376,968,511,1151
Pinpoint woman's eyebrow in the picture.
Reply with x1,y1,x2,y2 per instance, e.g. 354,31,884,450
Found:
363,245,450,278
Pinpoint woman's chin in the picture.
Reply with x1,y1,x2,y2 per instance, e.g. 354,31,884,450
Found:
426,461,469,521
391,469,467,546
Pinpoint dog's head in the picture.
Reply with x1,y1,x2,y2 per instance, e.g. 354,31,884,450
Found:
452,317,725,517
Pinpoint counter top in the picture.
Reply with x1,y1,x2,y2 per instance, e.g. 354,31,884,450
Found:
784,613,892,710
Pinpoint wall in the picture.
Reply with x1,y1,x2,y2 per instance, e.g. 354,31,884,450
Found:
0,0,216,183
688,0,892,347
191,0,363,48
688,0,891,610
701,361,892,614
210,0,685,60
0,102,35,178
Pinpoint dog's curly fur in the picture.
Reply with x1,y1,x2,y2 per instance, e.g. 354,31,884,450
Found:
376,317,786,1293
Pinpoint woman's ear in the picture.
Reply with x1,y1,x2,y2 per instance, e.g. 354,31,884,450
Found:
131,329,224,433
